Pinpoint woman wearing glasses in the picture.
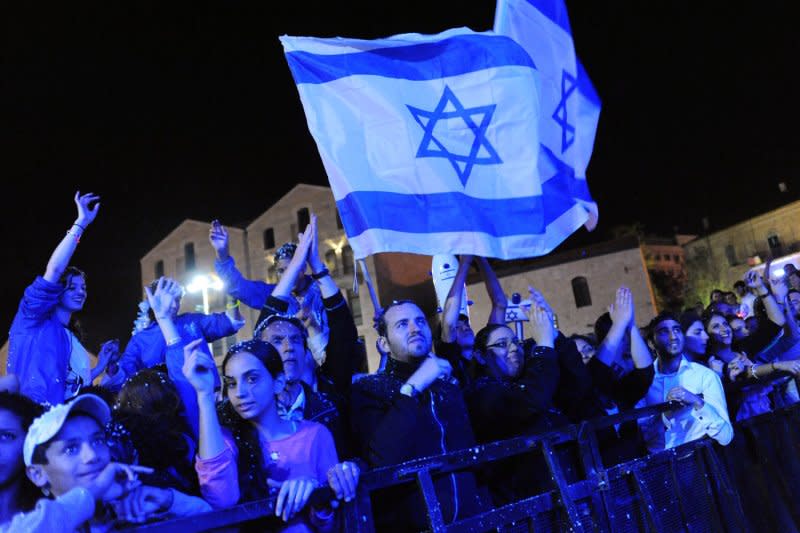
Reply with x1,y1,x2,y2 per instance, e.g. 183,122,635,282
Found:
463,306,563,505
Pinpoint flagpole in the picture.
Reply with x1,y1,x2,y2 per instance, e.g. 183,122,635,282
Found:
358,258,381,314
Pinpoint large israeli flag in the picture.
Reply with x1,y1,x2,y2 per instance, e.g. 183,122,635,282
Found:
282,27,594,260
495,0,601,230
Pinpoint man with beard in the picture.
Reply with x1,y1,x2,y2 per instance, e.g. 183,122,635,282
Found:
637,312,733,452
350,300,487,531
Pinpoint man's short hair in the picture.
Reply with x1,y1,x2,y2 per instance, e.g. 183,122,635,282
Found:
733,280,746,289
374,300,418,337
646,311,680,340
253,314,308,349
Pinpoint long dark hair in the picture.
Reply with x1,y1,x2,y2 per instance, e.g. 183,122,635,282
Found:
59,266,86,342
0,392,45,511
219,340,284,502
115,367,198,493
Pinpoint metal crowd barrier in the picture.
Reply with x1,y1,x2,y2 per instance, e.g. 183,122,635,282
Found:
128,401,800,532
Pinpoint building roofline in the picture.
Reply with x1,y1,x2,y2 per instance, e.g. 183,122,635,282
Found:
245,183,331,230
140,218,243,263
467,235,642,282
688,198,800,244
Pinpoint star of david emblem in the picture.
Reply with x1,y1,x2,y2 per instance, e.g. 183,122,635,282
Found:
407,85,502,187
552,70,577,153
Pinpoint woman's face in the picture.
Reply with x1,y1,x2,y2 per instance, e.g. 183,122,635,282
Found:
484,326,523,379
706,315,732,347
729,317,749,340
224,352,281,421
684,320,709,356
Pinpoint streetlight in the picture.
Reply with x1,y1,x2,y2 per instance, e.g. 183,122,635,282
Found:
186,273,225,354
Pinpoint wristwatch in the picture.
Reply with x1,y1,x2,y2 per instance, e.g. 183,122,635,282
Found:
399,383,421,398
311,267,330,280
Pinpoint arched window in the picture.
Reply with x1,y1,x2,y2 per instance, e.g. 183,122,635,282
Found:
571,276,592,308
342,246,354,276
325,250,338,277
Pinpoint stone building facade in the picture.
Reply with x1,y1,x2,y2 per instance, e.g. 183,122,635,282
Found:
683,199,800,296
139,185,658,371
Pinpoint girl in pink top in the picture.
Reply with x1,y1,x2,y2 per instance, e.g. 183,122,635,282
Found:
180,338,359,532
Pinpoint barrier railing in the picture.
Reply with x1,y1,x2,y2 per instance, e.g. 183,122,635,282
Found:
128,401,800,532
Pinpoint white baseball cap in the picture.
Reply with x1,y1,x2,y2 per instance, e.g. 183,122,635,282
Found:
23,394,111,467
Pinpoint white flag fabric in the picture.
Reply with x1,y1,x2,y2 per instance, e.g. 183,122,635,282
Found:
494,0,601,230
281,27,595,259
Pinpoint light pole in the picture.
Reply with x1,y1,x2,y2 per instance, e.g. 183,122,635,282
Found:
186,273,225,354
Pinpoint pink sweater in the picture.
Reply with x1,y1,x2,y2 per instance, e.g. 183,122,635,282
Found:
196,420,338,514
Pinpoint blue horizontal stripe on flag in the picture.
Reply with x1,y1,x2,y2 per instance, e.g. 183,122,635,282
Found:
285,34,536,85
525,0,572,36
336,175,592,239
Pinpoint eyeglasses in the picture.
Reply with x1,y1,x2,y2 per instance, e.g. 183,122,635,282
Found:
485,338,522,351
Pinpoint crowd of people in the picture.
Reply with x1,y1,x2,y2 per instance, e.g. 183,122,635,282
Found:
3,192,800,532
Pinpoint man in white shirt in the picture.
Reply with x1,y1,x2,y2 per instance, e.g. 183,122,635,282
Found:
637,312,733,452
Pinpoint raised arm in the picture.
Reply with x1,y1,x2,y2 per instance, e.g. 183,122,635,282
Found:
476,257,507,325
306,214,339,299
441,255,473,342
595,287,632,368
747,269,785,327
181,338,226,460
306,214,359,390
626,288,653,368
270,223,313,301
44,191,100,282
210,220,273,310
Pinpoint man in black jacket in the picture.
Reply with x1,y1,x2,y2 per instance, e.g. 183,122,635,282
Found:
350,300,486,531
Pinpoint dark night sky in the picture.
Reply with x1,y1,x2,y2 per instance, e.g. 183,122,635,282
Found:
3,1,800,350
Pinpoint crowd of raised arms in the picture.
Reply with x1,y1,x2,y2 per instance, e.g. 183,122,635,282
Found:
3,192,800,532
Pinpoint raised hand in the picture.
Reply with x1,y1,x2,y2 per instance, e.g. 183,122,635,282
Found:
209,219,230,260
327,461,359,502
527,285,555,324
181,338,216,396
608,286,634,328
745,270,768,295
144,277,182,321
529,306,555,348
306,213,326,274
74,191,101,227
